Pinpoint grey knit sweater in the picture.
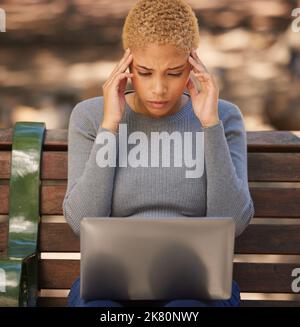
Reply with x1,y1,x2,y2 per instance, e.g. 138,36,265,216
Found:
63,90,254,237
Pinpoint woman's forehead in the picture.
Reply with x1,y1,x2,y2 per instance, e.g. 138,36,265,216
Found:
131,44,189,57
131,45,189,70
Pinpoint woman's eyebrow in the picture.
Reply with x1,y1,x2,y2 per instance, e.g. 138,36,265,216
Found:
135,63,186,70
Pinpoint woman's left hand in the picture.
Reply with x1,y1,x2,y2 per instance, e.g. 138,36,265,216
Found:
186,50,220,128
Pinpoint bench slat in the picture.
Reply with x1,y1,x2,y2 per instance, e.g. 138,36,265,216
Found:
2,222,300,254
0,152,68,180
251,188,300,217
1,129,300,151
38,223,300,254
248,153,300,181
37,223,300,254
235,224,300,254
2,152,300,181
0,185,9,215
240,300,300,307
0,222,8,251
0,152,11,179
0,129,68,151
36,297,300,307
37,297,68,307
38,259,300,293
1,185,300,217
233,263,299,293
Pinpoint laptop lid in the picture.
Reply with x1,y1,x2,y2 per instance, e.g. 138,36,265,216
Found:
80,217,235,301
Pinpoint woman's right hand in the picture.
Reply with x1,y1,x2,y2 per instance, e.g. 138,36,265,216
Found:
101,48,134,133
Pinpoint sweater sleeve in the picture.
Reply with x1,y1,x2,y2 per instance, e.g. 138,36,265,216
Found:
203,102,255,237
62,101,119,236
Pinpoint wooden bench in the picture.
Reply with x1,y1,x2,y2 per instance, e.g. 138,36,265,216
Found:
1,122,300,307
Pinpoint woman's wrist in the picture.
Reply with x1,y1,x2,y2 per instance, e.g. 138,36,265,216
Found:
100,119,119,133
201,119,220,128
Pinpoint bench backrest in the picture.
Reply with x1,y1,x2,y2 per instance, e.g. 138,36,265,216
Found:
1,128,300,306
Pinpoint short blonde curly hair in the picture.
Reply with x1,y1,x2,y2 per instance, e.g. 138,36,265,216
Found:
122,0,200,55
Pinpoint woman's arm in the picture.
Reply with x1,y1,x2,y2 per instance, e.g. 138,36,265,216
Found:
203,100,255,237
186,51,254,236
63,99,118,236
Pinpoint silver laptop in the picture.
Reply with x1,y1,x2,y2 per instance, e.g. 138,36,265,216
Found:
80,217,235,301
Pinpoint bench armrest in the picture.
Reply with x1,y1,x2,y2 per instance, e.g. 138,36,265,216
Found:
0,122,45,307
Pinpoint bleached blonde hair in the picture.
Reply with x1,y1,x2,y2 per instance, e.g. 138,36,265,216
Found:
122,0,200,55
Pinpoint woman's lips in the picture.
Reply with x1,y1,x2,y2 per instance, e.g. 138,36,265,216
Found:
148,101,169,108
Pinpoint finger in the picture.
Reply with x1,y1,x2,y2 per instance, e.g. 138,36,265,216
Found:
118,72,132,94
197,75,219,95
111,54,132,79
194,71,212,83
196,77,209,93
190,71,213,94
191,61,219,93
189,54,218,90
193,69,216,86
119,48,131,66
111,72,133,89
188,56,207,75
110,53,133,81
110,49,132,76
106,54,133,87
191,50,209,73
104,71,131,89
186,77,198,98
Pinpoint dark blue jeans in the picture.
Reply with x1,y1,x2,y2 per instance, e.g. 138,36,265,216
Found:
68,276,240,307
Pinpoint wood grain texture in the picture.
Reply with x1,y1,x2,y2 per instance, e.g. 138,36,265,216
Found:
1,129,300,151
2,152,300,181
38,259,300,293
1,128,300,307
36,297,300,307
2,185,300,217
2,221,300,254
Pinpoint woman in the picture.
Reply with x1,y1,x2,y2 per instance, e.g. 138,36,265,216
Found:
64,0,254,307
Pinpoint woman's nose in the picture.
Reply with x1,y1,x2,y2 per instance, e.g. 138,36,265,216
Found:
151,78,167,95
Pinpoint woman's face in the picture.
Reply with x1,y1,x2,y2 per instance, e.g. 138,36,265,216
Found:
129,44,192,118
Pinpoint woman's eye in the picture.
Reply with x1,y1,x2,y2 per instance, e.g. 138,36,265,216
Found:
137,72,183,77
